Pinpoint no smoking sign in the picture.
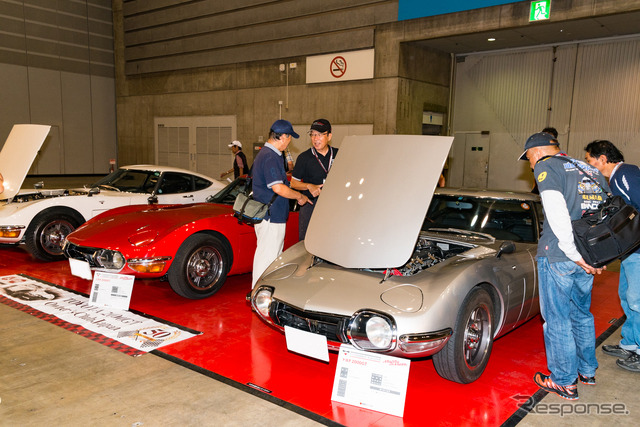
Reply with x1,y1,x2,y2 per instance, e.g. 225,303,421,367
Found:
306,49,373,84
330,56,347,78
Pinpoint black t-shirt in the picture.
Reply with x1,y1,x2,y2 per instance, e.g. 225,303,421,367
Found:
291,147,338,200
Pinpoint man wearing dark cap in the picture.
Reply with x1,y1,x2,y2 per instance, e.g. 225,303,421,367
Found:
251,119,310,288
520,132,608,400
291,118,338,240
220,140,249,179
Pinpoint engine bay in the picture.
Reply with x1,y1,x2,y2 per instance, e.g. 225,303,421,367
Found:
9,189,88,203
381,235,472,278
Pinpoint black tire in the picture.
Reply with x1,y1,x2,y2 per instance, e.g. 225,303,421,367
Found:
25,209,83,262
432,287,494,384
167,234,231,299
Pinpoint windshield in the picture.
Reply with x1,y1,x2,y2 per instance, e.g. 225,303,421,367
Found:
423,195,538,243
91,169,160,193
207,177,249,205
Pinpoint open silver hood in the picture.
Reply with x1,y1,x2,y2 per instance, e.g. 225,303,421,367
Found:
304,134,453,269
0,124,51,199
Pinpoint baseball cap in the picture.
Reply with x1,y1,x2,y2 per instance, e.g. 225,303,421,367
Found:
310,118,331,134
228,140,242,148
270,119,299,138
518,132,559,161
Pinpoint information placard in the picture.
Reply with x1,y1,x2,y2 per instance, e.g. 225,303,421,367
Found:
331,345,410,417
89,271,135,310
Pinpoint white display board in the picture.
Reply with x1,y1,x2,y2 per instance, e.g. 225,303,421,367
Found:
89,271,135,310
331,345,411,417
306,49,374,83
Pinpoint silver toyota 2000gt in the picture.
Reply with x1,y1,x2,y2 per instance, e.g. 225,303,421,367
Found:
250,135,542,384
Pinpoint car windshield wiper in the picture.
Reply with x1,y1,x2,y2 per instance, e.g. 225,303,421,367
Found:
426,228,495,242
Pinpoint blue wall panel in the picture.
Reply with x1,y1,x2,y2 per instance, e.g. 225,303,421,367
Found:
398,0,524,21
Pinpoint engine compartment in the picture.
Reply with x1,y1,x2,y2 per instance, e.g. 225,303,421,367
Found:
9,189,88,203
382,235,472,277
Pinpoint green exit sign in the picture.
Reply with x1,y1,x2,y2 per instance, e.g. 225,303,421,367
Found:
530,0,551,21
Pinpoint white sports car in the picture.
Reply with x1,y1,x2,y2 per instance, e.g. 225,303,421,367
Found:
0,125,225,261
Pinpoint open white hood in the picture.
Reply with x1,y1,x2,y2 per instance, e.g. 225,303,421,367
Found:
304,134,453,269
0,124,51,199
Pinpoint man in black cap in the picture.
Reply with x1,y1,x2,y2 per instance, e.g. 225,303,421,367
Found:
251,119,310,287
520,132,608,401
291,118,338,240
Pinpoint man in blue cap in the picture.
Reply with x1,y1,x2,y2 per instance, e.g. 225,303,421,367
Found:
520,132,607,400
251,119,311,288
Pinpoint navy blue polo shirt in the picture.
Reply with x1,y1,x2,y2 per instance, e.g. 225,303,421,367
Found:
251,142,289,223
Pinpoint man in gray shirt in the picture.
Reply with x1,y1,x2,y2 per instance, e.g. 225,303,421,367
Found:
520,132,607,400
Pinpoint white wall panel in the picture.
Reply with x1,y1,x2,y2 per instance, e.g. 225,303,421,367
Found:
61,72,94,174
28,68,64,174
452,48,556,191
91,76,118,171
452,36,640,191
569,39,640,164
155,116,237,178
0,64,31,145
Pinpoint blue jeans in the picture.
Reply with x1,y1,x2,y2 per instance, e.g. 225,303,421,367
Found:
537,257,598,385
619,252,640,354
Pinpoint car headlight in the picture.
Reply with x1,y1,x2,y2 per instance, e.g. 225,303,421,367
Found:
94,249,126,270
347,310,396,351
253,287,274,319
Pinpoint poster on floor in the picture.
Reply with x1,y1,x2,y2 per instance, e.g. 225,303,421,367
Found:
0,274,198,352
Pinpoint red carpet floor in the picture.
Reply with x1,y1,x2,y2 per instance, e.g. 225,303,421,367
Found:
0,245,623,426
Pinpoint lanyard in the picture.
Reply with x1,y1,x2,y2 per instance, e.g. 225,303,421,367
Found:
311,147,334,174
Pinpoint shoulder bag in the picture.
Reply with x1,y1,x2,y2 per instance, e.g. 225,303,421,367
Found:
232,177,277,225
555,157,640,267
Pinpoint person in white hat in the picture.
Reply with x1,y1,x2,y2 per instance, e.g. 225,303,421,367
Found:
221,140,249,179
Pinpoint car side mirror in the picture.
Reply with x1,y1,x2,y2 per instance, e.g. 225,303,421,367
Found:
87,187,100,197
496,241,516,258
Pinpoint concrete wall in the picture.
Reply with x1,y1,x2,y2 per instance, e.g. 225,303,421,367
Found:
0,0,116,174
112,0,640,174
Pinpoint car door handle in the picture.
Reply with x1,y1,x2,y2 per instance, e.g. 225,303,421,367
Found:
182,194,194,198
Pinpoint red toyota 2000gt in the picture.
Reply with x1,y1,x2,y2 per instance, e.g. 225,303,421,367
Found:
63,178,299,299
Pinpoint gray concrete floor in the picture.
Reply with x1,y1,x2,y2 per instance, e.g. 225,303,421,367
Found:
0,303,322,427
518,328,639,426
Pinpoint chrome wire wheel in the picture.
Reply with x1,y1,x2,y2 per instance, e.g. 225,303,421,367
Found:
463,303,492,369
432,287,495,383
40,219,75,256
168,234,231,299
185,245,224,290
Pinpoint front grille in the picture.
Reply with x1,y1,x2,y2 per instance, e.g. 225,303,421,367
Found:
270,300,349,344
64,242,99,267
